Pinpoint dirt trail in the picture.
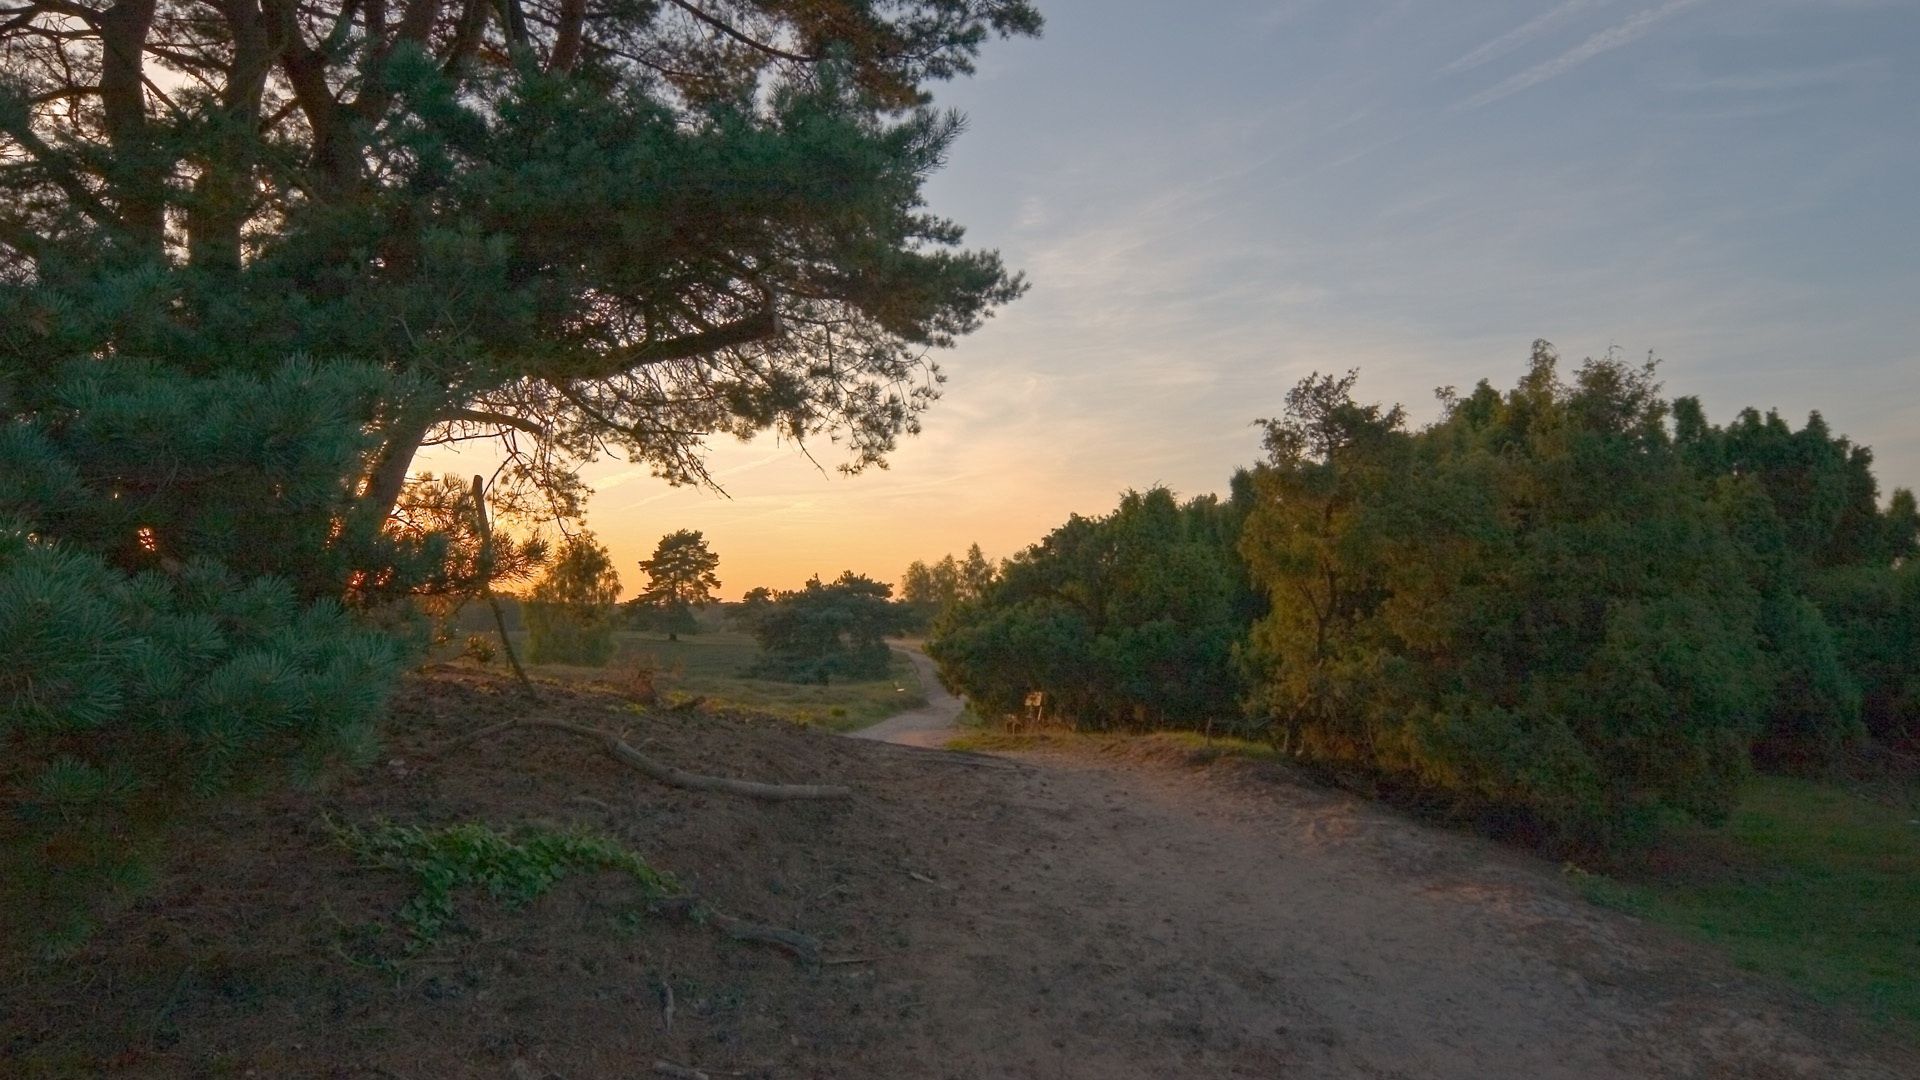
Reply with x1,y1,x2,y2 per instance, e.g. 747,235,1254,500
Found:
846,646,965,747
870,748,1907,1079
10,669,1906,1079
835,666,1908,1078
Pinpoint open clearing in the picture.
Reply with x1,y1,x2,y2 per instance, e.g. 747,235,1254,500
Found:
488,629,926,731
4,665,1911,1078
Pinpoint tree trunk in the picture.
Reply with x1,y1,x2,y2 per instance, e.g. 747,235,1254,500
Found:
364,407,436,522
98,0,164,256
188,1,275,273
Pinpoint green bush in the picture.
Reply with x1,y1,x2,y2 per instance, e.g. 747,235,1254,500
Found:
747,572,907,683
1809,562,1920,746
1240,351,1769,849
930,487,1253,730
524,534,621,666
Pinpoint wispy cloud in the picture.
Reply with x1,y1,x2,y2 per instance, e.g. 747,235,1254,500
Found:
1670,58,1887,95
1442,0,1615,75
1457,0,1710,110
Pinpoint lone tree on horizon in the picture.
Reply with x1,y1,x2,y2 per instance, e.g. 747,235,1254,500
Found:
635,530,723,640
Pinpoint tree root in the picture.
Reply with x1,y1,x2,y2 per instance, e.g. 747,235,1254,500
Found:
435,717,853,801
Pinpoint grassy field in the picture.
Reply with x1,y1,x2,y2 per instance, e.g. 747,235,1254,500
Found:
1579,775,1920,1035
485,629,925,732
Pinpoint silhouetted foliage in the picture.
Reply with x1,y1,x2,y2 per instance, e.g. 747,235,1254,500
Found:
749,572,908,683
900,543,998,629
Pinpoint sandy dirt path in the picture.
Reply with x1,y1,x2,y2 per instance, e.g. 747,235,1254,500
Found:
846,646,966,748
871,750,1907,1079
835,672,1908,1079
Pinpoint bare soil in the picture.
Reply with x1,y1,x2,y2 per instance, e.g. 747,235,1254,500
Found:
3,667,1910,1079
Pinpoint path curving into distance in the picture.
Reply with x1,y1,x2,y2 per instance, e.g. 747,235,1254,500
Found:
846,646,966,748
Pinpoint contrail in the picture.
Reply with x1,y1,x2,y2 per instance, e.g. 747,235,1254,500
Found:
1442,0,1616,76
1457,0,1709,109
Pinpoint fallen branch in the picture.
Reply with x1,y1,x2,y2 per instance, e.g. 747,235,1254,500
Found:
659,952,675,1032
434,718,853,801
651,896,821,965
706,910,821,963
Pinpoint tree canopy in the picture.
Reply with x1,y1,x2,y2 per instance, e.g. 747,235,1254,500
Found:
524,531,621,664
900,541,994,625
1,0,1039,581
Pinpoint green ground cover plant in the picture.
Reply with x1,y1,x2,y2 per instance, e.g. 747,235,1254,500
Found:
329,820,678,948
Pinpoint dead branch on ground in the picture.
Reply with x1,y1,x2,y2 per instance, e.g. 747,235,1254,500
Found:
434,718,853,801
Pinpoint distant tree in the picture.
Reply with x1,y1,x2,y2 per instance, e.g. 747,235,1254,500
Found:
752,572,909,682
525,534,622,666
959,544,998,601
901,543,998,629
631,530,722,641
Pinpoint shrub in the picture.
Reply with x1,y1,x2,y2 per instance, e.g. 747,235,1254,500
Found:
930,488,1252,731
524,533,621,666
749,572,907,683
1240,351,1768,849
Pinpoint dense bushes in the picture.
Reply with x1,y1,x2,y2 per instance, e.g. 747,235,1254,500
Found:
931,487,1257,730
932,343,1916,850
1239,354,1773,846
1809,562,1920,745
744,573,909,683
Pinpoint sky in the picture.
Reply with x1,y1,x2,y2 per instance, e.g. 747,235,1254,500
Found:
430,0,1920,599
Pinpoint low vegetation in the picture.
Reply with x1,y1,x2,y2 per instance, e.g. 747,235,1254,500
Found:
328,819,679,949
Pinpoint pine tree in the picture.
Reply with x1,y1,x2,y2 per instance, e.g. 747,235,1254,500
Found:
633,530,722,641
0,0,1036,944
0,0,1040,533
